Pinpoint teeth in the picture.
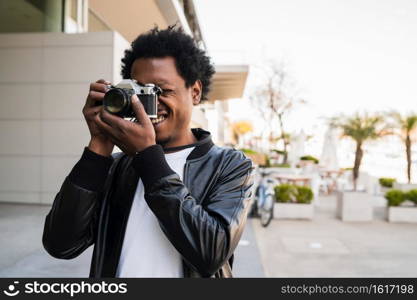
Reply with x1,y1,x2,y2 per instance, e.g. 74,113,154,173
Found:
151,115,166,125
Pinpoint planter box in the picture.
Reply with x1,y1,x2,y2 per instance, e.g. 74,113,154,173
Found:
388,206,417,223
379,186,391,195
393,183,417,191
299,160,316,168
336,191,373,222
274,203,314,220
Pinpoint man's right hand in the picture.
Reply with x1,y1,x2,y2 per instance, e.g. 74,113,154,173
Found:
83,79,114,157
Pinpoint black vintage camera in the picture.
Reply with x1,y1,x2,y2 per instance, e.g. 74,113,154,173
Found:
103,79,161,118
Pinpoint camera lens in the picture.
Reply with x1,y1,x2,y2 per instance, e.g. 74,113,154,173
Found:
103,89,127,114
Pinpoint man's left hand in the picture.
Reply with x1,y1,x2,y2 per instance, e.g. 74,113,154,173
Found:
95,94,156,156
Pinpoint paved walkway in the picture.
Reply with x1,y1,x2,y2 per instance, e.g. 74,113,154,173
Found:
252,195,417,277
0,203,264,277
2,194,416,278
233,218,265,277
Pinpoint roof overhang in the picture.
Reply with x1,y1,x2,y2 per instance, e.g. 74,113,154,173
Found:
89,0,192,43
208,65,249,102
155,0,192,35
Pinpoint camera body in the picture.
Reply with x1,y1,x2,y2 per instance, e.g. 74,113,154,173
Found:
103,79,161,118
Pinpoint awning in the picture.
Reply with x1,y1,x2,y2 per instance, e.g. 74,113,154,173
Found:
89,0,186,42
208,65,249,102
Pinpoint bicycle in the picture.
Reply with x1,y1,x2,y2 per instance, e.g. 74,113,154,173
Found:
252,169,279,227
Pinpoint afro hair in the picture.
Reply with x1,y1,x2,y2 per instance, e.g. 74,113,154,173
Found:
121,25,215,101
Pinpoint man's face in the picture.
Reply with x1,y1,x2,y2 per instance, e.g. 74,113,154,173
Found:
131,57,200,146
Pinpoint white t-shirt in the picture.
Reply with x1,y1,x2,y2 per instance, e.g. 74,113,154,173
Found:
116,146,195,278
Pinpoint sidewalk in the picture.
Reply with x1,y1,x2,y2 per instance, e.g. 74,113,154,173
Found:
0,203,92,277
4,194,414,278
233,218,265,277
251,195,417,277
0,203,264,277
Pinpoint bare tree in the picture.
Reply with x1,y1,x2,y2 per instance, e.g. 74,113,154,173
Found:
250,61,303,163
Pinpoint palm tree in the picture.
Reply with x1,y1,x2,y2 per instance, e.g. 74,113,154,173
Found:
331,112,389,190
389,111,417,183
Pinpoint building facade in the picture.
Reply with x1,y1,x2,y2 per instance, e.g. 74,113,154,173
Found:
0,0,248,204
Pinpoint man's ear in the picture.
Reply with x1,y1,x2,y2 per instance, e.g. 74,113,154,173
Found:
191,80,202,105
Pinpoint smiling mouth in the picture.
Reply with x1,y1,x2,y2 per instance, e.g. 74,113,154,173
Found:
151,109,170,126
151,115,166,125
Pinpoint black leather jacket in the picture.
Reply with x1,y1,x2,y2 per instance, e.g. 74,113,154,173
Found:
42,128,254,278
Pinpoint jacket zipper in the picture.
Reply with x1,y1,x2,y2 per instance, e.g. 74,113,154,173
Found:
181,160,191,277
183,161,190,189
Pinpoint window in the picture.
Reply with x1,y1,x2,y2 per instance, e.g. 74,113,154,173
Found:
64,0,88,33
0,0,64,33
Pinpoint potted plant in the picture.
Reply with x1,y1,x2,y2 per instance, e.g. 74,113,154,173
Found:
378,177,396,194
331,113,391,221
386,189,417,223
299,155,319,166
273,184,314,220
331,112,389,190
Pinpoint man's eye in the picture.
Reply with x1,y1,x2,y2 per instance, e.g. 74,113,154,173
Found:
161,89,174,96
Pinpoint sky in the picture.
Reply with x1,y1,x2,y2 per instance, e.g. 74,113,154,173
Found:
194,0,417,138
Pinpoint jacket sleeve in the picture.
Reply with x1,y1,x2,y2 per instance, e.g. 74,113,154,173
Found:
133,145,254,277
42,147,114,259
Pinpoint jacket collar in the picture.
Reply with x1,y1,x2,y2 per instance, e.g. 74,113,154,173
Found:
162,128,214,160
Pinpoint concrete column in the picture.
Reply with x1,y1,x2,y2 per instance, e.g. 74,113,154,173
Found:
43,0,63,32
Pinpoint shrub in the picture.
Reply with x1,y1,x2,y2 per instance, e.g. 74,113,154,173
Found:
405,189,417,205
300,155,319,164
384,189,405,207
274,184,313,204
379,177,396,188
272,149,287,155
240,148,258,155
296,186,314,204
269,163,291,168
274,184,297,203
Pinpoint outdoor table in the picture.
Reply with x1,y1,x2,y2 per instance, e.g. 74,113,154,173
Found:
272,174,312,186
320,170,343,178
319,169,343,194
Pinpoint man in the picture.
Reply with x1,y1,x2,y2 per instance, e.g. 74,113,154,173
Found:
42,26,253,278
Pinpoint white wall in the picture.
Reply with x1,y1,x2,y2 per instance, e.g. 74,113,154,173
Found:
205,101,227,146
191,106,208,129
215,101,225,144
0,31,129,205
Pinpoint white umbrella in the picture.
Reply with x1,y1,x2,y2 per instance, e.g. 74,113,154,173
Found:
320,127,339,170
288,130,306,166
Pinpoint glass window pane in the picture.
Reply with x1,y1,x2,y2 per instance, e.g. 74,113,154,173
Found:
0,0,63,33
69,0,77,21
